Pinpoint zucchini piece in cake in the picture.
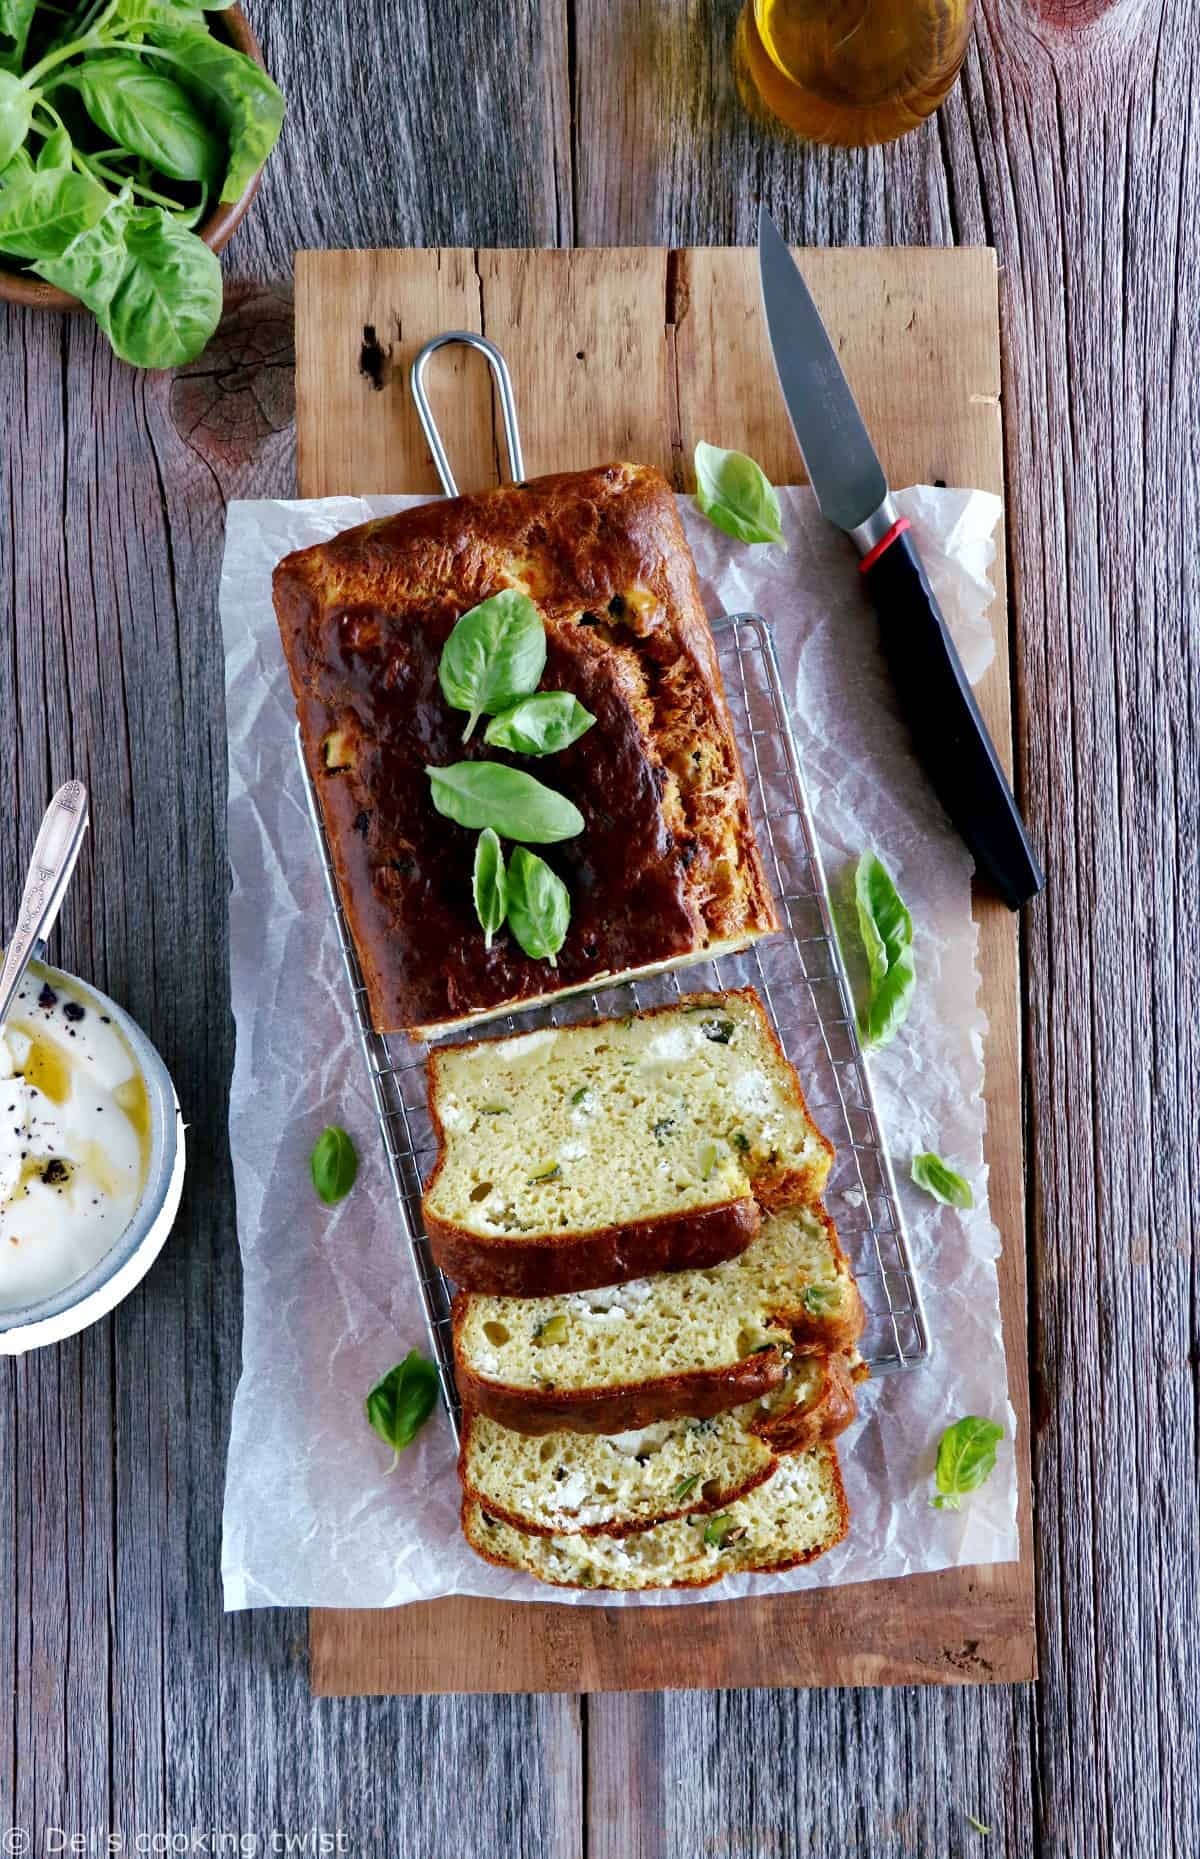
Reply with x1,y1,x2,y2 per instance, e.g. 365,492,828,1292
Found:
458,1351,857,1538
453,1199,864,1432
463,1444,850,1591
423,990,834,1295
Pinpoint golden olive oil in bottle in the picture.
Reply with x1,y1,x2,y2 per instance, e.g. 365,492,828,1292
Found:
737,0,976,148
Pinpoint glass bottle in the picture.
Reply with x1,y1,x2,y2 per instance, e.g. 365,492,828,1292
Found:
736,0,977,148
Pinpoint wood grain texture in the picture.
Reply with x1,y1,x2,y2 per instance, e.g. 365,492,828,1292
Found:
300,243,1032,1696
573,1,1200,1856
0,3,584,1856
4,0,1199,1852
588,1682,1038,1858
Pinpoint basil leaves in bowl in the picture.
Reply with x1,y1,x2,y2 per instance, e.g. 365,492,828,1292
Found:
0,1,285,368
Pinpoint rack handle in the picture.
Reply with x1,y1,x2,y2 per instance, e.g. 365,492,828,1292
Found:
409,332,526,498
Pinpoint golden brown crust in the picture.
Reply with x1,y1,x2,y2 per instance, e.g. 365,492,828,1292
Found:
451,1199,866,1433
751,1351,858,1454
273,464,778,1038
427,1195,761,1298
456,1352,857,1538
421,988,833,1294
771,1201,867,1353
461,1453,850,1590
452,1307,791,1434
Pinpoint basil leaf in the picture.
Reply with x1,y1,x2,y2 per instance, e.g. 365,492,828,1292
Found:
854,850,915,1048
911,1151,974,1210
426,761,583,844
0,69,33,171
472,827,507,950
35,127,72,172
0,1,35,77
0,167,111,259
110,0,211,30
137,19,285,202
31,185,132,312
33,195,223,368
438,589,546,741
506,846,570,965
72,54,224,183
932,1416,1004,1511
365,1350,439,1459
693,441,786,547
104,206,222,367
483,691,595,756
309,1124,358,1206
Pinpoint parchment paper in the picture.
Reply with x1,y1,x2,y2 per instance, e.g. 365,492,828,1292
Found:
218,484,1018,1610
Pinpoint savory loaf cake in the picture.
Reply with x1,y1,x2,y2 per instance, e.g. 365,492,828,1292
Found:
423,989,834,1295
459,1352,857,1537
463,1444,849,1590
454,1201,866,1433
273,465,778,1040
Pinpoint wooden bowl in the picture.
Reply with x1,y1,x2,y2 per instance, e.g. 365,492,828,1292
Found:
0,4,268,314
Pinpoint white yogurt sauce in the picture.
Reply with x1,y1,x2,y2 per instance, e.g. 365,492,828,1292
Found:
0,970,149,1312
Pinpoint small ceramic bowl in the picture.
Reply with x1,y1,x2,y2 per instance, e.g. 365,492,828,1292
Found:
0,4,268,315
0,962,185,1354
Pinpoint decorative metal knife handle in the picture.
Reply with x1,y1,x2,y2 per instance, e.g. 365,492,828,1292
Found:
0,781,89,1028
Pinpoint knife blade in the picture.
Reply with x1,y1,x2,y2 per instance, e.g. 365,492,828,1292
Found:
757,205,1044,911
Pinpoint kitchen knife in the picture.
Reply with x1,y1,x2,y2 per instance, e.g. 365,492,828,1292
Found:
757,205,1044,910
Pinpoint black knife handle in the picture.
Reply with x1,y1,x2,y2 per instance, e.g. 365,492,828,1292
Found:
860,524,1044,910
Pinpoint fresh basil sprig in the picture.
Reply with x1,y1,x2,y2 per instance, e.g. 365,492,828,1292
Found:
483,690,595,756
854,850,915,1048
438,589,547,741
309,1124,358,1207
472,827,507,950
693,441,786,547
426,761,583,844
142,12,286,205
506,846,570,964
365,1350,439,1467
36,123,71,170
0,2,285,367
911,1151,974,1209
0,4,36,78
36,191,225,368
0,163,109,258
932,1416,1004,1511
0,68,33,166
72,54,223,183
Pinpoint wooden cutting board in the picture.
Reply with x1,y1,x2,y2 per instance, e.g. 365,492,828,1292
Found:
293,245,1035,1695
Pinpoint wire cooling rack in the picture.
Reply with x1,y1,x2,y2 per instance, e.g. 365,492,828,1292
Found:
296,610,930,1443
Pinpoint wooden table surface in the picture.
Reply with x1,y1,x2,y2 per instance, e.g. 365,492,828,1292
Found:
2,2,1195,1854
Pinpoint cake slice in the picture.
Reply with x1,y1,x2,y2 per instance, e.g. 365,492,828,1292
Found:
458,1352,856,1538
273,464,778,1040
453,1200,865,1433
423,989,834,1295
463,1444,849,1590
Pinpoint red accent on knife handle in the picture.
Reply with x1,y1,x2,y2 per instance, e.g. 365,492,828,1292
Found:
858,516,910,574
